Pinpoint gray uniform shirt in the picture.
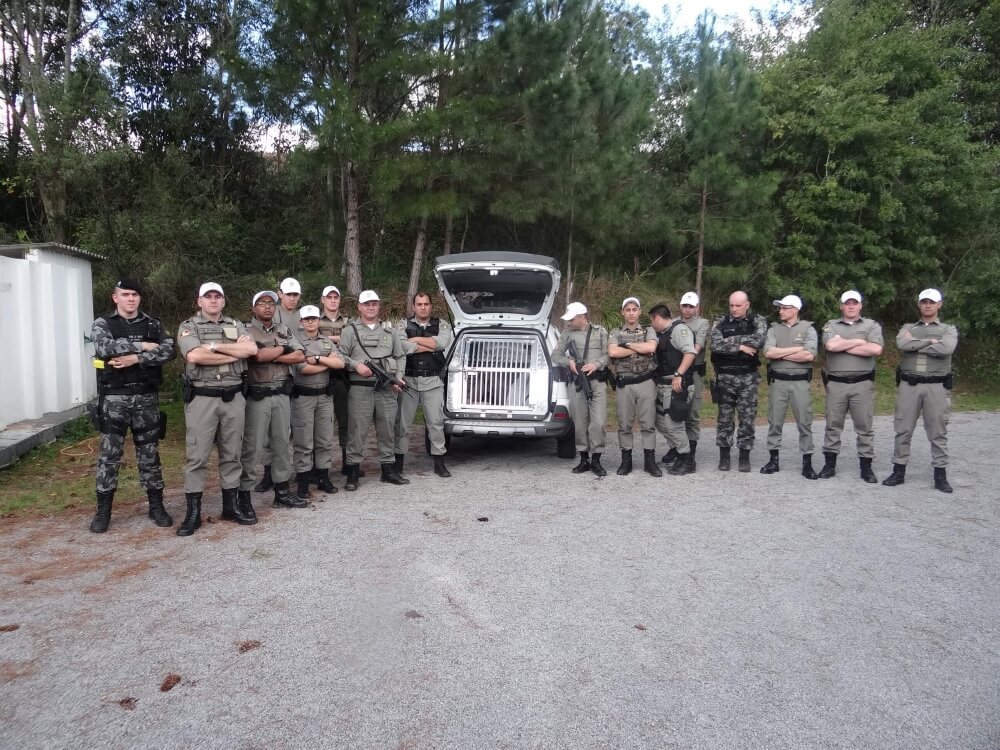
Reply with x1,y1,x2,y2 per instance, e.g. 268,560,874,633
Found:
822,318,884,375
765,320,817,374
339,321,406,382
897,320,958,376
553,325,611,370
294,335,339,387
678,315,709,365
178,313,250,387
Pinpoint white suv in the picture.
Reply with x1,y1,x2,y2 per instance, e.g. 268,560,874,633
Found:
434,251,575,457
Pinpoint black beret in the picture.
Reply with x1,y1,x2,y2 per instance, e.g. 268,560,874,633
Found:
115,278,143,295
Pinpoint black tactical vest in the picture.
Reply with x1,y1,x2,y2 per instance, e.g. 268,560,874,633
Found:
98,314,163,390
655,322,685,376
710,313,761,370
405,318,446,375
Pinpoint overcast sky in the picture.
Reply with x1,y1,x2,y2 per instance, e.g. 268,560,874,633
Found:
637,0,795,31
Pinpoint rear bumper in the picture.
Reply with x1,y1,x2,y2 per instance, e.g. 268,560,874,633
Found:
443,418,572,439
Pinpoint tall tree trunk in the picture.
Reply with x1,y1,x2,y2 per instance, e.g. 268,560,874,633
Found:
326,161,338,276
343,162,362,295
406,215,429,315
696,180,707,297
442,214,453,255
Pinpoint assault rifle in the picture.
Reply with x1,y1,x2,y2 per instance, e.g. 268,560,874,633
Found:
566,340,593,401
365,359,415,397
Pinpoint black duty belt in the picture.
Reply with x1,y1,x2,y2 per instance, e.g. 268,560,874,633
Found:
714,366,757,375
99,383,158,396
586,370,608,383
825,370,875,384
191,383,243,401
614,371,655,388
247,384,288,398
405,369,442,377
349,379,377,388
770,370,811,382
899,372,948,385
693,363,707,377
293,384,329,397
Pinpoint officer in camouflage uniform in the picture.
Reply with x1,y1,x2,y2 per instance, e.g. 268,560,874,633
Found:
818,290,884,483
394,292,454,479
883,288,959,493
607,296,659,476
292,305,345,500
239,291,306,509
254,276,304,492
552,302,610,477
177,282,258,536
338,290,408,490
649,304,697,476
89,278,176,533
665,291,709,470
319,285,352,476
761,294,819,479
709,291,767,472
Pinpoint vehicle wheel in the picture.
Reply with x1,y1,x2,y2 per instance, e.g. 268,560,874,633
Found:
556,427,576,458
425,427,451,455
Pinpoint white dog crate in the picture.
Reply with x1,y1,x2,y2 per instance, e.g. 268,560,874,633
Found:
0,243,103,431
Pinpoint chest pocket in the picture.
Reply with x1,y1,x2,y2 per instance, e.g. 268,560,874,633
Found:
192,323,242,381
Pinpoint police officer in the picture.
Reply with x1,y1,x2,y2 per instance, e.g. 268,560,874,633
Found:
292,305,345,500
669,291,709,470
709,291,767,472
883,288,959,493
818,290,884,483
89,278,176,533
177,282,258,536
254,276,304,492
761,294,819,479
318,285,352,475
553,302,610,476
607,296,658,476
275,277,303,331
394,292,454,478
338,290,408,490
239,291,306,509
649,304,697,476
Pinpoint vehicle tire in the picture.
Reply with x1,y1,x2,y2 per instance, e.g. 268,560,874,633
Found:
556,427,576,459
425,427,451,455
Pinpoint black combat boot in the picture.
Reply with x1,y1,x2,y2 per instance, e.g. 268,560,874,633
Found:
89,491,114,533
381,463,410,485
689,441,698,465
254,465,274,492
221,488,255,525
341,447,349,476
617,449,633,476
147,489,173,527
718,447,731,472
660,447,678,467
394,453,406,476
670,451,696,476
345,464,361,491
572,452,591,474
274,480,308,508
237,490,258,524
818,452,837,479
760,450,780,474
433,456,451,478
176,492,202,536
933,467,953,493
643,449,662,477
315,468,337,493
738,448,752,473
801,454,818,480
295,472,312,501
882,464,906,487
859,457,877,484
591,453,607,477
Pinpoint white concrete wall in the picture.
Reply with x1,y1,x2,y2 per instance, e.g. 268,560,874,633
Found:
0,249,96,430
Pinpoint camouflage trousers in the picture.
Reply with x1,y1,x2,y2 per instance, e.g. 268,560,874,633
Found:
95,393,164,494
715,372,760,450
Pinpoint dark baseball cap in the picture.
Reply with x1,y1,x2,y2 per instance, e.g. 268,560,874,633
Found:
115,278,143,295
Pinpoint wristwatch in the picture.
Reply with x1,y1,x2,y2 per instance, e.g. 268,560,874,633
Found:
313,355,321,365
209,341,217,352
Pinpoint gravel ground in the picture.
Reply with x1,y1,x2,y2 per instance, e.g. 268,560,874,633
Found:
1,413,998,750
